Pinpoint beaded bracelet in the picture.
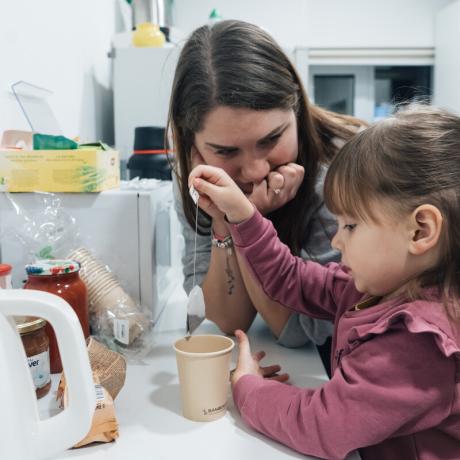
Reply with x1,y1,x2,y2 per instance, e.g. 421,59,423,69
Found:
211,231,234,251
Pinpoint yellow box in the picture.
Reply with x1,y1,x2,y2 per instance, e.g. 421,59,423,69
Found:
0,148,120,192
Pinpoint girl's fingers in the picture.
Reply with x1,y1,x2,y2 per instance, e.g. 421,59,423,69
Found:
235,329,252,357
268,373,290,383
253,350,266,362
192,177,220,197
261,364,281,376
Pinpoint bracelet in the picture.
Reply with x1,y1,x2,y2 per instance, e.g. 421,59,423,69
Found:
211,229,235,295
211,229,234,250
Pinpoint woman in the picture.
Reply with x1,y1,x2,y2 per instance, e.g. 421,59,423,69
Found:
167,20,363,366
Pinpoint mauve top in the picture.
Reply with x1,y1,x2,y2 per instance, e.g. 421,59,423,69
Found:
230,209,460,460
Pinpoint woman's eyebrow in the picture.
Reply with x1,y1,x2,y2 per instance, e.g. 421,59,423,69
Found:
205,122,289,150
257,122,289,143
205,141,238,150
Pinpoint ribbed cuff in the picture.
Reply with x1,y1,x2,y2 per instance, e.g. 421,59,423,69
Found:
228,208,267,248
232,374,269,412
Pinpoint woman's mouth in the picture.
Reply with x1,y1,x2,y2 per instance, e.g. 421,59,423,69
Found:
237,183,253,195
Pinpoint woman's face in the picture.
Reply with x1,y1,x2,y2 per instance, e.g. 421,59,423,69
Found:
194,106,298,195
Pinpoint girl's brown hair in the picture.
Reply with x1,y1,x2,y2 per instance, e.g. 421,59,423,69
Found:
167,19,362,254
324,104,460,318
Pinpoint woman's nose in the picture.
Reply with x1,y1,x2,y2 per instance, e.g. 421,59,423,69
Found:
240,157,271,183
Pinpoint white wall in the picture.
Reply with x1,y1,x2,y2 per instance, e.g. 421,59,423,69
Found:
173,0,451,49
434,0,460,114
0,0,129,144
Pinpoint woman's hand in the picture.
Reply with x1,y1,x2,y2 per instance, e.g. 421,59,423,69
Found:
249,163,305,216
189,165,255,224
230,329,289,386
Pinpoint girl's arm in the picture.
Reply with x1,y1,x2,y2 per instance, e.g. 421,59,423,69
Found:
233,329,455,459
229,210,350,320
190,165,355,323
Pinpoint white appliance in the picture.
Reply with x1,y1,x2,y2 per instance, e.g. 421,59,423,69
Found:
0,181,184,323
112,33,182,162
0,289,95,460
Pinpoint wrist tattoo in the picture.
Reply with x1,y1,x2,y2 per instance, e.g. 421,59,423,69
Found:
225,249,235,295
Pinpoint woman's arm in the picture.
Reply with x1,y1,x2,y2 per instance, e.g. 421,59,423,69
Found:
201,222,257,334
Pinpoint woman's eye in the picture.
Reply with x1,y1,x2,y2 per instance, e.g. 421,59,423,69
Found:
215,148,238,156
343,224,357,231
259,133,282,147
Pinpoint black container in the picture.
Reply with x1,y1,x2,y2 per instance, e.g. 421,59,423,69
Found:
127,126,172,180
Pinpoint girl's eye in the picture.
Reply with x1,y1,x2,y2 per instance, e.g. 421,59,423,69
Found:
343,224,357,232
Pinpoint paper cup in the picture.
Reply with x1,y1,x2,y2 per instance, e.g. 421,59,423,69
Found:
174,335,234,422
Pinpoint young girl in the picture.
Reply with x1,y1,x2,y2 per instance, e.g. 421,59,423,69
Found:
189,105,460,460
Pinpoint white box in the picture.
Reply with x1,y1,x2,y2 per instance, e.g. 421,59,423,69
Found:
0,181,184,323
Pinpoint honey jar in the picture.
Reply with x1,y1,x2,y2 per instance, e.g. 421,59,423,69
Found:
16,316,51,399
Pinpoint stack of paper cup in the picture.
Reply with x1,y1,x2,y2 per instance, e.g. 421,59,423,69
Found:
68,247,148,345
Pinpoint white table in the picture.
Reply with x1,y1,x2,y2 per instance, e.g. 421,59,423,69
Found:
42,292,360,460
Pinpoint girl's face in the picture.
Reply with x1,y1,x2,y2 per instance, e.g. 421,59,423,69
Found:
331,207,415,297
194,106,298,194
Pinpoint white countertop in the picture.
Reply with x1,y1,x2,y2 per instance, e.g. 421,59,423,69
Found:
41,290,360,460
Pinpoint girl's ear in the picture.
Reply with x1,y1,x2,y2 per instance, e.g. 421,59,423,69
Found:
408,204,443,255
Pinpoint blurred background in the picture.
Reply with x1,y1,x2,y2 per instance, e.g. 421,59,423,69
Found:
0,0,459,163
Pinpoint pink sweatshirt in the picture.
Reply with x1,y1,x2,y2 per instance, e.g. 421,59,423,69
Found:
229,210,460,460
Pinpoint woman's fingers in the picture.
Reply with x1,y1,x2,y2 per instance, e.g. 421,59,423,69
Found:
276,163,305,200
267,171,284,193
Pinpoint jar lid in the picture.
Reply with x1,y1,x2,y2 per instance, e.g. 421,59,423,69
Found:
15,316,46,334
0,264,12,275
25,259,80,276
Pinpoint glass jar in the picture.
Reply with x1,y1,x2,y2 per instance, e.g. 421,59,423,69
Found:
24,260,89,373
15,316,51,399
0,263,12,289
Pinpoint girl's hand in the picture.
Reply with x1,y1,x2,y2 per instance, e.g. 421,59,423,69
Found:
189,165,255,224
189,148,225,225
249,163,305,216
230,329,289,386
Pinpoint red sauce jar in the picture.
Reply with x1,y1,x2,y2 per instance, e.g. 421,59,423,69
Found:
24,260,89,373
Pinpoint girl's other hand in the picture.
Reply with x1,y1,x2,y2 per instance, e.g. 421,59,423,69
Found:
230,329,289,386
249,163,305,215
189,165,254,224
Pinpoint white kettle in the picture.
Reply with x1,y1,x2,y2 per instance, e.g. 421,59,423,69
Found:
0,289,95,460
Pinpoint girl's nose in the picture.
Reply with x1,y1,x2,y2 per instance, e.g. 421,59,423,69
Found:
240,157,271,183
331,231,341,252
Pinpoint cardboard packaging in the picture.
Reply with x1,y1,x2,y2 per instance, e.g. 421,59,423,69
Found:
0,141,120,192
1,82,119,192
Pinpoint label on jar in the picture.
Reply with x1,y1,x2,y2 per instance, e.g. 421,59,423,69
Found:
113,319,130,345
28,350,51,389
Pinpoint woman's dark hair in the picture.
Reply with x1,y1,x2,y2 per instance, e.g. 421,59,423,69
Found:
324,104,460,318
167,19,362,254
